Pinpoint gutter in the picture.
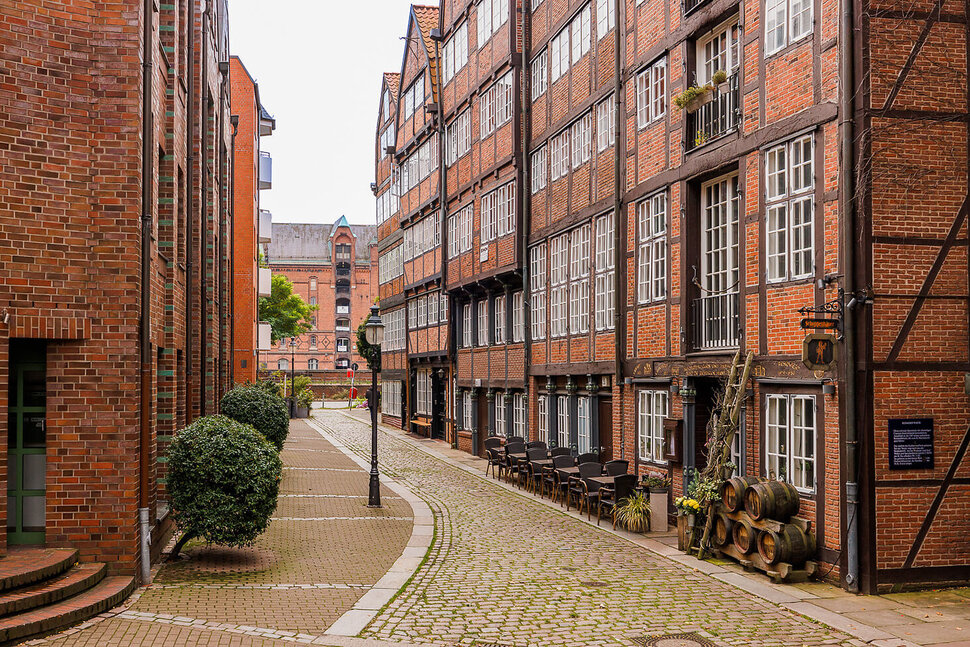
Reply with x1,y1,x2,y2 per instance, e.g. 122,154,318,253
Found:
199,4,209,415
229,113,238,387
184,0,196,422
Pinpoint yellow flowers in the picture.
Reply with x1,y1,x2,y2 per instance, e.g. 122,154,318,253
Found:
674,496,702,514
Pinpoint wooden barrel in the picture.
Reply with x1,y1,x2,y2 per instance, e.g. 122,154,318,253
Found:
713,511,734,547
757,524,817,565
720,476,762,513
732,517,756,554
744,481,800,521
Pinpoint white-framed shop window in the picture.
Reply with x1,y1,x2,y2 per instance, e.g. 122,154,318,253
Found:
557,394,569,448
495,392,507,437
493,294,507,344
538,395,549,442
577,396,591,454
765,394,816,493
637,389,668,463
513,393,527,438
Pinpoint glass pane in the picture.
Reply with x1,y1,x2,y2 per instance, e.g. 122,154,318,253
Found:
23,416,45,448
7,414,15,449
23,369,46,407
6,497,16,529
8,456,16,491
22,495,44,532
23,454,45,491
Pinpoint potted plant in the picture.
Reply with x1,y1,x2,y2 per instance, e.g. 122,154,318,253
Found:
711,69,729,94
295,387,314,418
613,492,651,533
644,473,671,532
673,83,714,113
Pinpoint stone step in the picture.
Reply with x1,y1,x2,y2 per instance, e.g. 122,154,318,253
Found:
0,563,106,618
0,547,77,593
0,575,135,644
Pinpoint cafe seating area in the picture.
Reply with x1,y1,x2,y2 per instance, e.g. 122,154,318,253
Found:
483,436,642,528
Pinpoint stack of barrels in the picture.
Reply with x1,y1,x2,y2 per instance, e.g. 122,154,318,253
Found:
712,476,816,576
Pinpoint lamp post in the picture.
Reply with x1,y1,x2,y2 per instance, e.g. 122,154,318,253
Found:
288,336,298,418
363,305,385,508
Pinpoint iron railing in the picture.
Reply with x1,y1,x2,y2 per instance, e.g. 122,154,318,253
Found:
692,292,740,350
686,73,741,151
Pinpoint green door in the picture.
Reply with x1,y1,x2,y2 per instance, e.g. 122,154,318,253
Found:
8,358,46,545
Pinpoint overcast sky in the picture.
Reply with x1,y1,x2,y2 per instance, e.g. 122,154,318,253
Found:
229,0,423,227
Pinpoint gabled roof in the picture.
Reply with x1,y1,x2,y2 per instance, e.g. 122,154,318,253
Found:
384,72,400,101
268,222,377,265
410,5,440,102
330,215,351,232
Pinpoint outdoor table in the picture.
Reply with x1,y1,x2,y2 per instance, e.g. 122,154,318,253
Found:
585,474,617,490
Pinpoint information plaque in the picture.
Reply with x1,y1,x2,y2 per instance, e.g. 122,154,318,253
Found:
888,418,934,470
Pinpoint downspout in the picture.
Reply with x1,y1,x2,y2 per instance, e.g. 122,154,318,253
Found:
217,71,226,404
839,0,859,593
613,0,626,466
185,0,196,422
229,114,238,387
520,0,532,441
200,5,209,415
139,0,155,586
432,31,452,445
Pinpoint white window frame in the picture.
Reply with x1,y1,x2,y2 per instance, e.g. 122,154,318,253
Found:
594,212,615,331
531,50,548,101
596,94,615,152
637,192,668,303
462,303,473,347
530,244,547,340
636,58,666,129
570,4,591,64
494,295,507,344
568,225,590,335
442,21,469,85
766,134,815,282
577,396,591,454
308,358,318,370
550,129,570,181
531,146,547,194
512,291,525,342
550,27,570,82
765,394,816,493
637,390,668,463
697,17,741,84
495,393,507,437
538,395,549,443
765,0,813,56
513,393,526,438
445,110,471,167
477,0,509,46
463,390,473,430
570,112,592,169
477,300,488,346
549,234,569,338
557,395,570,448
596,0,615,40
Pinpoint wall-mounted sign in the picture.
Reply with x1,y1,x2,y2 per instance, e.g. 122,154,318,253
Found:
801,318,840,331
802,333,837,370
889,418,934,470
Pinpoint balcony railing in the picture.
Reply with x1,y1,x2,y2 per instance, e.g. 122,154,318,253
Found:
258,209,272,243
686,74,740,151
259,151,272,190
257,267,272,298
336,305,350,315
692,293,740,350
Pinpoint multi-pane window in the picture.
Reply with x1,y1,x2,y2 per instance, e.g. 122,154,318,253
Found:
463,391,473,429
766,134,814,281
416,369,432,415
697,19,741,84
417,296,428,327
550,130,570,181
531,50,548,101
477,0,510,46
577,396,591,454
569,225,590,335
376,184,399,224
636,58,666,129
765,394,816,492
637,192,668,303
477,301,488,346
538,395,549,443
382,308,406,351
310,277,317,291
557,395,570,448
448,204,473,258
400,135,439,194
701,175,741,294
570,4,592,63
594,212,615,331
402,75,425,121
278,358,288,371
379,245,403,283
379,126,394,160
428,293,439,325
494,295,507,344
308,358,318,370
481,72,514,139
310,334,318,349
550,27,570,82
381,381,402,415
462,303,473,347
442,21,469,84
549,234,569,337
570,112,592,168
495,393,507,437
531,146,547,194
637,390,669,463
596,0,615,39
512,291,525,342
765,0,812,55
530,244,547,340
481,182,515,242
440,294,448,323
445,110,471,166
596,94,615,152
513,393,526,438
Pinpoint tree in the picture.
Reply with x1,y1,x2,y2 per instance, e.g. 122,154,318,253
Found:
258,273,315,342
356,316,381,371
220,385,289,450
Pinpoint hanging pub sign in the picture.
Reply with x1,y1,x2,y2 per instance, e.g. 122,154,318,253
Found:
888,418,934,470
800,317,840,331
802,333,837,370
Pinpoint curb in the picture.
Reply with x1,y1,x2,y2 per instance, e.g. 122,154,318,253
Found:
304,418,434,638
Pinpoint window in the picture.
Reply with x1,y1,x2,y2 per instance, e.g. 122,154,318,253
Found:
577,396,591,454
481,72,514,139
701,174,741,294
442,21,469,84
278,358,288,371
594,212,615,331
550,129,570,181
550,26,570,82
766,134,814,281
309,296,317,307
532,0,544,10
480,181,515,242
463,390,473,430
512,291,525,342
637,192,668,303
336,358,349,369
336,338,349,352
637,390,669,463
308,358,318,370
310,277,317,291
440,294,448,322
513,393,526,438
382,308,406,351
445,110,471,166
697,18,741,84
400,135,438,194
495,393,507,437
402,75,425,121
462,303,473,347
557,395,569,448
531,146,547,194
636,58,666,129
596,0,615,39
538,395,549,443
428,293,439,325
570,4,591,64
477,0,509,46
379,126,394,160
550,233,569,337
448,204,473,258
570,112,592,168
494,295,506,344
531,51,548,101
379,245,404,283
310,334,317,349
596,95,615,152
415,369,432,415
417,295,427,327
569,225,590,335
530,244,547,340
765,394,816,492
382,381,402,415
477,301,488,346
765,0,812,55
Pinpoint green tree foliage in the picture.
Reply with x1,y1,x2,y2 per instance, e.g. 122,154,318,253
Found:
258,274,315,343
356,316,381,371
167,415,282,558
220,385,289,450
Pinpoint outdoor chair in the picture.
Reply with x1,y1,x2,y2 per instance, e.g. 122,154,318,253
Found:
523,447,548,491
548,447,571,459
576,452,599,466
604,459,630,476
526,441,547,451
596,473,638,527
484,437,504,479
566,462,603,514
506,436,525,445
500,441,525,482
544,454,575,501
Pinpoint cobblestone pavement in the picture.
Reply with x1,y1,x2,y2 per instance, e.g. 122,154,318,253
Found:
314,410,860,647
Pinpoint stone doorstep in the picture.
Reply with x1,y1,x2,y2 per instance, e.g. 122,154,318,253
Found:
0,563,106,618
0,548,78,593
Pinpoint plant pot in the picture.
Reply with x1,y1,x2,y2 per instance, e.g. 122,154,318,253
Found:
684,88,714,113
687,513,697,527
717,81,731,95
649,490,669,532
295,406,310,418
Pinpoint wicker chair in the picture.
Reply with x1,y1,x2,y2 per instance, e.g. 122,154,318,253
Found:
596,473,638,527
543,454,575,501
500,441,525,482
522,447,548,491
604,459,630,476
526,441,547,451
566,462,603,514
506,436,525,445
576,452,599,465
484,437,504,479
548,446,571,459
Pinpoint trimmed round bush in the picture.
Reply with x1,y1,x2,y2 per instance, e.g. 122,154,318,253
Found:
220,385,289,450
168,415,282,552
253,379,284,399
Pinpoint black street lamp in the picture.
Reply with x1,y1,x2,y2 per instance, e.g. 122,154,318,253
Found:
363,305,385,508
286,336,300,418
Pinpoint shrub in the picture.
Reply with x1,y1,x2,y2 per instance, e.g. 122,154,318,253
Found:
296,387,314,409
221,385,289,450
167,415,282,557
291,375,312,395
254,379,284,399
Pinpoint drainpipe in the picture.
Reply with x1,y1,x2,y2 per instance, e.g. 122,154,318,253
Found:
613,0,626,461
199,5,209,415
139,0,155,586
431,29,451,443
217,69,227,405
184,0,196,423
839,0,860,593
229,114,238,387
519,0,532,440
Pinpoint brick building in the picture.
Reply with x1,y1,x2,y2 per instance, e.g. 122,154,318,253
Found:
376,1,970,592
0,0,233,598
230,56,276,385
262,220,378,375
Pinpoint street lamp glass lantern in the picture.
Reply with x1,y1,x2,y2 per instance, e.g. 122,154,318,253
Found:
364,307,384,346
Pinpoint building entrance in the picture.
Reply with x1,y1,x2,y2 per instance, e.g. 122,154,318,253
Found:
7,341,46,545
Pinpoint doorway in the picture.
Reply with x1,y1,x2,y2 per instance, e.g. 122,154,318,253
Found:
431,370,446,441
597,397,613,461
8,340,47,545
692,377,722,474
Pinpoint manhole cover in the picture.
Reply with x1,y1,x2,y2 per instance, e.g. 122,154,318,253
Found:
632,633,716,647
580,580,609,587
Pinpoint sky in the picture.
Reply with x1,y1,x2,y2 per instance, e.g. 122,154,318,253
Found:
229,0,423,227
